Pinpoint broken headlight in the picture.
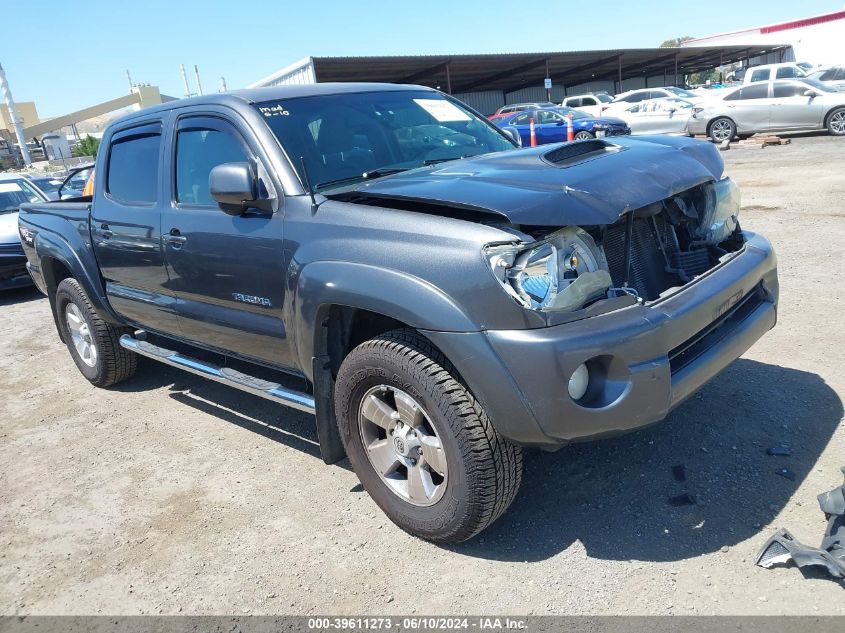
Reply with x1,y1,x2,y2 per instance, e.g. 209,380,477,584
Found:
697,177,740,244
485,227,613,312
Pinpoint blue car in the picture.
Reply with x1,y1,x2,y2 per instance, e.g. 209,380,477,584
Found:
494,107,630,145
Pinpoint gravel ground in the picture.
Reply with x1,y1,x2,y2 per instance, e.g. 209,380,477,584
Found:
1,134,843,616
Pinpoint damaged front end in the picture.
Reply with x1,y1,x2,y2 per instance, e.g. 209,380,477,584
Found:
483,177,744,319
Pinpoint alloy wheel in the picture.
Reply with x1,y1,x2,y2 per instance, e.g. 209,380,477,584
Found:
65,303,97,367
711,119,733,141
830,111,845,134
358,385,448,506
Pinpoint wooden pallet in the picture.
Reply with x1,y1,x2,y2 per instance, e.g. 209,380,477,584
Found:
737,134,791,148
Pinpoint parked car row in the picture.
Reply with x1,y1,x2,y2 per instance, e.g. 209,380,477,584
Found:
489,71,845,144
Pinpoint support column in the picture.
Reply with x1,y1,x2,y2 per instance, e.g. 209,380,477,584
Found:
0,62,32,166
445,63,452,94
617,55,623,93
674,53,679,86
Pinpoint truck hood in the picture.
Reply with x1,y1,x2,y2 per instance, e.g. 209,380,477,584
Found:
338,136,723,226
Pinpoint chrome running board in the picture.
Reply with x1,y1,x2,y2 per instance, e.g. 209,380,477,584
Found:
119,334,316,414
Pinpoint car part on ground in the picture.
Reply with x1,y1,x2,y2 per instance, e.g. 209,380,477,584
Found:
756,467,845,579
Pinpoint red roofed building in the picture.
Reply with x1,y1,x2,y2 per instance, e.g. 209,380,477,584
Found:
681,9,845,66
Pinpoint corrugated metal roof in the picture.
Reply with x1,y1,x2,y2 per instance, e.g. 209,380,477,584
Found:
295,46,788,93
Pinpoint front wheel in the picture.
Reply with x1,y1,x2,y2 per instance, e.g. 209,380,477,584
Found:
827,107,845,136
334,329,522,544
709,117,736,143
574,130,594,140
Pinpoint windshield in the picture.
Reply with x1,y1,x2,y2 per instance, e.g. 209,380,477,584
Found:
666,87,697,98
553,107,591,119
31,178,62,193
596,94,613,103
801,78,836,92
0,180,43,213
255,90,515,192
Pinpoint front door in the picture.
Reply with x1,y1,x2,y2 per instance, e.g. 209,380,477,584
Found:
770,82,825,130
90,119,179,334
161,114,292,368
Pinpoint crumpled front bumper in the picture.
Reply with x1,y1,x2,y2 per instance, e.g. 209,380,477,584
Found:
425,231,778,447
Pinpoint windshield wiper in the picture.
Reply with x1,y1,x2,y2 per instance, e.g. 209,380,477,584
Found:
424,154,480,166
316,167,410,191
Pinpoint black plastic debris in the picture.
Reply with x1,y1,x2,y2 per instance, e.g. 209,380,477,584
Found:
756,466,845,579
672,464,686,482
668,493,696,507
767,446,792,457
775,467,796,481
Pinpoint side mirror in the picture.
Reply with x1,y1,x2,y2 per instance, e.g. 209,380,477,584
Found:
803,89,818,97
209,162,257,215
501,127,522,147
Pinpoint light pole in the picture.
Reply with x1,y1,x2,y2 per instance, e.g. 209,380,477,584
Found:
0,62,32,166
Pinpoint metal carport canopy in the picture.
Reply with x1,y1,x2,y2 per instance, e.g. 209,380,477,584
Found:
308,45,789,93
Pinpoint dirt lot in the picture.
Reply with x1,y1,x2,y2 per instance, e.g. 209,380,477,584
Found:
2,134,844,616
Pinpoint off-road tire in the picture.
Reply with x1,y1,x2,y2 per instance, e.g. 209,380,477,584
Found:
55,278,137,387
334,329,522,544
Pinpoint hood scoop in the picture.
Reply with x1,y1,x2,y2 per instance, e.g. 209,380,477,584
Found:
543,140,623,167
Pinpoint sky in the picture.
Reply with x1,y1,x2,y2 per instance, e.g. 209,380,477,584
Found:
2,0,841,118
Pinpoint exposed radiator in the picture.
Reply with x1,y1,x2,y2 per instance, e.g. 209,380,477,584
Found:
602,215,682,301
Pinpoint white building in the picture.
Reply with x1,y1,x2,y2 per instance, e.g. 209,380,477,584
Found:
681,9,845,66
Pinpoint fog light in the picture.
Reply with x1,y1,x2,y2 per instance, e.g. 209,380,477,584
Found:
568,363,589,401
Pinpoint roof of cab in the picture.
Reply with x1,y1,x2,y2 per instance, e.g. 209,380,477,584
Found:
107,82,435,128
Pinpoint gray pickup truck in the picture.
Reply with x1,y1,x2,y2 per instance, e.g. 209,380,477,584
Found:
18,83,778,543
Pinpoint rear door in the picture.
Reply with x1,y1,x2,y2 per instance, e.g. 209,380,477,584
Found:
160,112,292,367
723,83,774,132
90,119,179,333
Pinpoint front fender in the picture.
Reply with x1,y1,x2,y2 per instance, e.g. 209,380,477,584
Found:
294,260,478,377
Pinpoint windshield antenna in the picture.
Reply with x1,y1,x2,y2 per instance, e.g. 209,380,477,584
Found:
299,156,318,212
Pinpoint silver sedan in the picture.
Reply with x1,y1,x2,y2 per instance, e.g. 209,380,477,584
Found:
687,79,845,142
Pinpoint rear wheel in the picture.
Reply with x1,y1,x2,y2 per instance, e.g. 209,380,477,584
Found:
709,117,736,143
574,130,594,140
826,107,845,136
334,329,522,544
55,278,137,387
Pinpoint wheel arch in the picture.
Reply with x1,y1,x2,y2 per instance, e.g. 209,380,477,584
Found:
297,261,478,465
706,115,736,136
823,105,845,128
36,235,120,341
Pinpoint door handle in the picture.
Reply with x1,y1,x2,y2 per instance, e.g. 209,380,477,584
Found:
99,223,113,239
164,228,187,248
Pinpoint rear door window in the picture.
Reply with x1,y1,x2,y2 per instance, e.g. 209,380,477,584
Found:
750,69,769,83
739,84,770,100
107,127,161,204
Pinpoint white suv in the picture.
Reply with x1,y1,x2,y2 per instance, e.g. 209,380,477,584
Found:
560,93,613,117
743,63,807,84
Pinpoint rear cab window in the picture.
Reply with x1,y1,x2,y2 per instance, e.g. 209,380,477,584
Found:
106,123,162,204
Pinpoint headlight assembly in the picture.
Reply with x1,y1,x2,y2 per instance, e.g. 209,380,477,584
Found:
485,227,613,313
698,177,740,244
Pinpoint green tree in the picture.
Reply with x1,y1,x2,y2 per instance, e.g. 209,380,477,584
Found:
660,36,694,48
73,135,100,158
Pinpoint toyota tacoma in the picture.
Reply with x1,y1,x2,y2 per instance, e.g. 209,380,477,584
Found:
18,83,778,543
